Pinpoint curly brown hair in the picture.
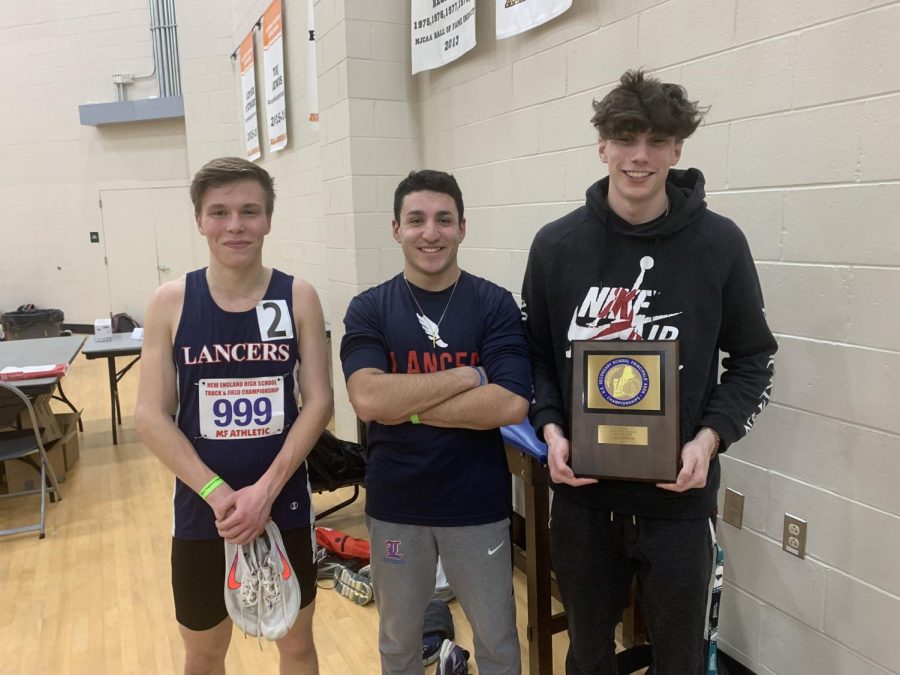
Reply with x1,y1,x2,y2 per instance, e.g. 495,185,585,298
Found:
591,69,707,140
190,157,276,217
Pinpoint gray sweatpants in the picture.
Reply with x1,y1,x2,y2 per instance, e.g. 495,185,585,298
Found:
367,516,521,675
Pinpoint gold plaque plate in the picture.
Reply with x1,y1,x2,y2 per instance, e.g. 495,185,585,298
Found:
597,425,649,445
586,354,662,411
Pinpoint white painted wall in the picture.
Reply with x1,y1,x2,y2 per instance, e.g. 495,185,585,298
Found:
2,1,897,671
0,0,188,323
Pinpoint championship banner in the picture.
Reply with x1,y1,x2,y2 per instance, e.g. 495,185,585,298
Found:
411,0,476,75
307,0,319,127
239,32,261,161
263,0,287,152
496,0,572,40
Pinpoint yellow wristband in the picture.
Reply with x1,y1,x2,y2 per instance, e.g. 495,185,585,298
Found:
410,414,421,425
199,475,224,500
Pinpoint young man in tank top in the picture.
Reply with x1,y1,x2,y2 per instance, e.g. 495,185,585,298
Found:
340,170,532,675
136,157,332,675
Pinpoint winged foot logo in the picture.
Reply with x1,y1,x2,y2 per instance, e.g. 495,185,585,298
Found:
416,313,448,348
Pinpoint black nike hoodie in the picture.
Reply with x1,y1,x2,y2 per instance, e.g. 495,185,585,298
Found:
522,168,777,518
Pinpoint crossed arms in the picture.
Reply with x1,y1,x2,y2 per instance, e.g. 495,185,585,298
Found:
347,364,528,430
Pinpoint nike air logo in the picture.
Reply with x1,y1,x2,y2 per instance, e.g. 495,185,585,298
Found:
275,541,292,580
488,542,504,556
227,552,241,590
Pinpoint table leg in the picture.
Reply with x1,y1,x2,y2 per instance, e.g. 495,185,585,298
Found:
114,356,140,428
523,452,556,675
107,356,118,445
507,447,567,675
52,380,83,431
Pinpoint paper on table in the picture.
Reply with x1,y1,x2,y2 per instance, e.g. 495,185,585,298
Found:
0,364,68,381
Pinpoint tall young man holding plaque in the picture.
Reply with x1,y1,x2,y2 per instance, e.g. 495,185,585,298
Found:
522,71,777,674
136,157,332,674
341,170,531,675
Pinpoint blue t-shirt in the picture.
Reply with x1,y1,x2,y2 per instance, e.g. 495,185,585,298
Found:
172,268,312,539
340,271,532,526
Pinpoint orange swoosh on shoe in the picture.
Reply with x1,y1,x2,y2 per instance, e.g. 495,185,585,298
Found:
275,541,292,580
227,552,241,590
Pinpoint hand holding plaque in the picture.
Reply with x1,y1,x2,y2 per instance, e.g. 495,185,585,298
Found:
569,340,680,482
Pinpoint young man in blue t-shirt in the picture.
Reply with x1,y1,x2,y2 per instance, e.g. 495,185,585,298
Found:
341,170,532,675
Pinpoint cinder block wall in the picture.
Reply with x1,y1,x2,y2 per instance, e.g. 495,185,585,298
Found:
313,1,420,437
178,0,421,439
415,1,900,673
178,0,328,307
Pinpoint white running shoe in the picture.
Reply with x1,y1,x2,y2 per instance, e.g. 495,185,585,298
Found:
333,564,374,605
436,639,470,675
255,521,301,640
224,540,264,637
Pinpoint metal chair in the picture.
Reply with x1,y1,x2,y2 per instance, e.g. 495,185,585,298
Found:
0,381,63,539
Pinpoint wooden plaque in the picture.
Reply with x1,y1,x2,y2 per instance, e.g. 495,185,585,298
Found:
570,340,680,482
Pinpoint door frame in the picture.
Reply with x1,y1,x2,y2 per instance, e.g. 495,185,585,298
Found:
97,179,194,319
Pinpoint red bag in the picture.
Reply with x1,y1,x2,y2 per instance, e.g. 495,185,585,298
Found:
315,527,370,561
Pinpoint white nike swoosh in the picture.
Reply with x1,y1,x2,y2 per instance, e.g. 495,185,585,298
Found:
566,306,684,344
488,543,504,556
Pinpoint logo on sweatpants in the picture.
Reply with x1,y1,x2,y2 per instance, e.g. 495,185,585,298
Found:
383,539,404,564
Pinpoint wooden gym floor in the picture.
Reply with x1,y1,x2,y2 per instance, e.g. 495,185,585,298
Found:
0,352,578,674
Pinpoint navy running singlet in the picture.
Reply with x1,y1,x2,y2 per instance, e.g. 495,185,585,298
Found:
172,268,311,539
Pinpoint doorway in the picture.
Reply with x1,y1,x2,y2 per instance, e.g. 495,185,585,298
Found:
99,184,200,322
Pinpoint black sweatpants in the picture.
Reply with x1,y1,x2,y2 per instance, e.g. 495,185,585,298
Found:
550,494,713,675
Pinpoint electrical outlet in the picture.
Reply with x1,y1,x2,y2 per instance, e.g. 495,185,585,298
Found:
723,488,744,528
782,514,807,558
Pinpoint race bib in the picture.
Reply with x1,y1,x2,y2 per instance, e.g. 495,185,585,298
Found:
199,376,285,440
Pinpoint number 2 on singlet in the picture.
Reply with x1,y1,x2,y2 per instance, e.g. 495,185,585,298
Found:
256,299,293,341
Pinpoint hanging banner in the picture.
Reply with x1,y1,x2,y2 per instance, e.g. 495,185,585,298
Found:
307,0,319,127
263,0,287,152
410,0,476,75
239,32,261,161
496,0,572,40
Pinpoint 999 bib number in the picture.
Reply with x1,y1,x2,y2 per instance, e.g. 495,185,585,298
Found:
212,397,272,427
199,376,285,440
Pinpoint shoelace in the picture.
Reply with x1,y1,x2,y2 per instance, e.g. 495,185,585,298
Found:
240,567,260,607
260,553,293,637
235,544,264,646
259,558,282,607
234,533,291,645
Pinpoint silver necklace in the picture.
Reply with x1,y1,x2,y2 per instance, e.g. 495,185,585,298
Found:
403,274,460,348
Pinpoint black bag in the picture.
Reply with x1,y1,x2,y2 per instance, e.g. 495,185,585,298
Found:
4,307,64,327
111,313,141,333
1,306,65,339
307,429,367,492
